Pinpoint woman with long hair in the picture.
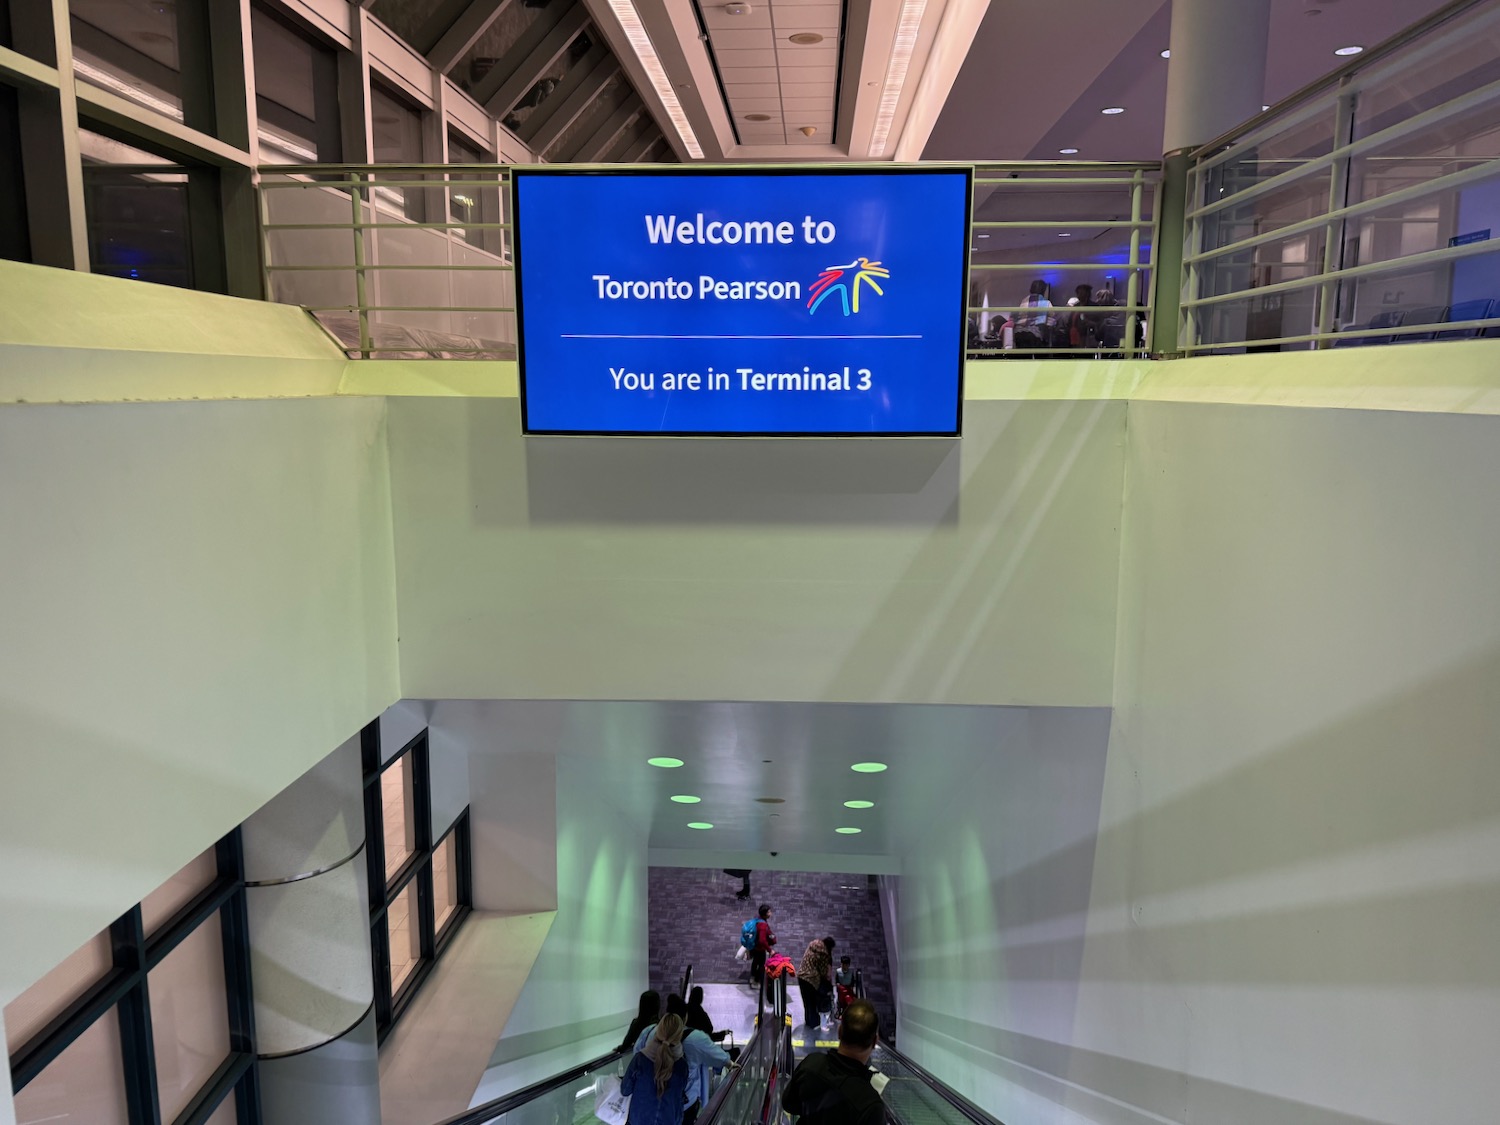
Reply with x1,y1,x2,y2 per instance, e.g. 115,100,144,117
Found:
622,1014,690,1125
619,990,661,1052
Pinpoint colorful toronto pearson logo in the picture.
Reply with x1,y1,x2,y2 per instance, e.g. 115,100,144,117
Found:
807,256,891,316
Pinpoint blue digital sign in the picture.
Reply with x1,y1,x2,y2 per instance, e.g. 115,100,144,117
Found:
513,168,971,436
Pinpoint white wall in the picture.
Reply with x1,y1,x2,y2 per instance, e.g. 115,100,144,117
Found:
0,398,399,1004
471,751,651,1103
897,399,1500,1124
387,396,1126,707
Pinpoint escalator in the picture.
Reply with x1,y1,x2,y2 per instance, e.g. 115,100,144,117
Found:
434,968,784,1125
426,971,1000,1125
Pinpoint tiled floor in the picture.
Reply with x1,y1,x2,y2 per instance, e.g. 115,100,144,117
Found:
648,867,895,1039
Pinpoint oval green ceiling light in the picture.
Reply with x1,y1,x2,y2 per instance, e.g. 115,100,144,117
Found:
670,795,702,804
843,800,875,809
850,762,887,773
687,822,714,830
648,757,685,768
835,827,862,834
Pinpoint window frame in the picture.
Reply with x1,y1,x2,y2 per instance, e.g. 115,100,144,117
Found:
360,720,472,1043
5,831,261,1125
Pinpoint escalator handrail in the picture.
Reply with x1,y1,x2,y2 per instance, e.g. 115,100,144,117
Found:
874,1039,1007,1125
698,1000,772,1125
430,1047,626,1125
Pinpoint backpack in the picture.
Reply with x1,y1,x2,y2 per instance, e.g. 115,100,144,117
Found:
740,919,759,950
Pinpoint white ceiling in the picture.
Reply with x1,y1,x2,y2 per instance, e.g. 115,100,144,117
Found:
434,699,1114,863
924,0,1458,161
599,0,1457,160
702,0,842,146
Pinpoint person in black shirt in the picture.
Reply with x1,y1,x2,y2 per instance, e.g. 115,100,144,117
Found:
782,999,884,1125
620,990,661,1052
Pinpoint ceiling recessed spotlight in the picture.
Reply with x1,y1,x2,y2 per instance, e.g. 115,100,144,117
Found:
1159,49,1170,58
788,32,824,44
1334,45,1364,56
687,822,714,830
670,794,702,804
1262,105,1270,112
744,113,772,122
977,233,990,238
1059,147,1079,154
1101,106,1125,115
648,756,684,768
844,800,875,809
835,827,862,834
722,1,751,13
754,797,786,804
850,762,887,773
1058,232,1072,237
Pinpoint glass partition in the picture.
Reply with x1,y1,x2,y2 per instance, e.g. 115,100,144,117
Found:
1183,0,1500,351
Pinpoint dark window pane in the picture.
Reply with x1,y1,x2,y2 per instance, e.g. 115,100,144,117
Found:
371,84,426,220
0,84,28,263
251,3,342,163
69,0,213,131
80,127,221,291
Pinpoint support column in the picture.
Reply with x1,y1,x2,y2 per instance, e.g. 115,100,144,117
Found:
1162,0,1271,155
242,733,380,1125
1157,0,1272,355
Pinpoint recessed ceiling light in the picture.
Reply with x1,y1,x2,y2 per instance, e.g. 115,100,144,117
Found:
687,822,714,830
744,113,772,122
844,800,875,809
648,756,684,768
1262,105,1270,112
788,32,824,44
1334,45,1364,56
670,794,701,803
1059,147,1079,154
977,233,990,238
851,762,887,773
835,827,862,834
1101,107,1125,115
754,797,786,804
722,2,751,13
1058,233,1072,237
1159,49,1170,58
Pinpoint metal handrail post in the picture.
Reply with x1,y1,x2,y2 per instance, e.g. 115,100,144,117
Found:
349,171,372,359
1315,80,1357,347
1153,150,1192,356
1125,168,1144,356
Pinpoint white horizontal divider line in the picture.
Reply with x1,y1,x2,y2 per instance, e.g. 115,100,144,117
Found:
560,334,924,340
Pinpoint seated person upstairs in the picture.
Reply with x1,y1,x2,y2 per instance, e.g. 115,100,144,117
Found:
1084,288,1125,348
1013,280,1055,348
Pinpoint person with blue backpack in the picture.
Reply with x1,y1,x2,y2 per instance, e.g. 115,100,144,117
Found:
741,903,775,989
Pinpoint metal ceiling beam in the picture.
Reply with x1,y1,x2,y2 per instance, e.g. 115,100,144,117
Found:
475,1,591,113
570,97,642,162
426,0,517,73
604,117,654,163
522,46,616,152
621,127,662,164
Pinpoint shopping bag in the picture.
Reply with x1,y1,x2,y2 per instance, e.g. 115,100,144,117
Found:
595,1074,631,1125
734,944,749,961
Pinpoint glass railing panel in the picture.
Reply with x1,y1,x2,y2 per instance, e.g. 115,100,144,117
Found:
1350,4,1500,143
449,1052,625,1125
1182,0,1500,352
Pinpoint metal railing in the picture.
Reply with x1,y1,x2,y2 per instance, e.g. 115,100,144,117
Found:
257,162,1159,361
967,163,1158,359
1180,0,1500,352
259,164,517,360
